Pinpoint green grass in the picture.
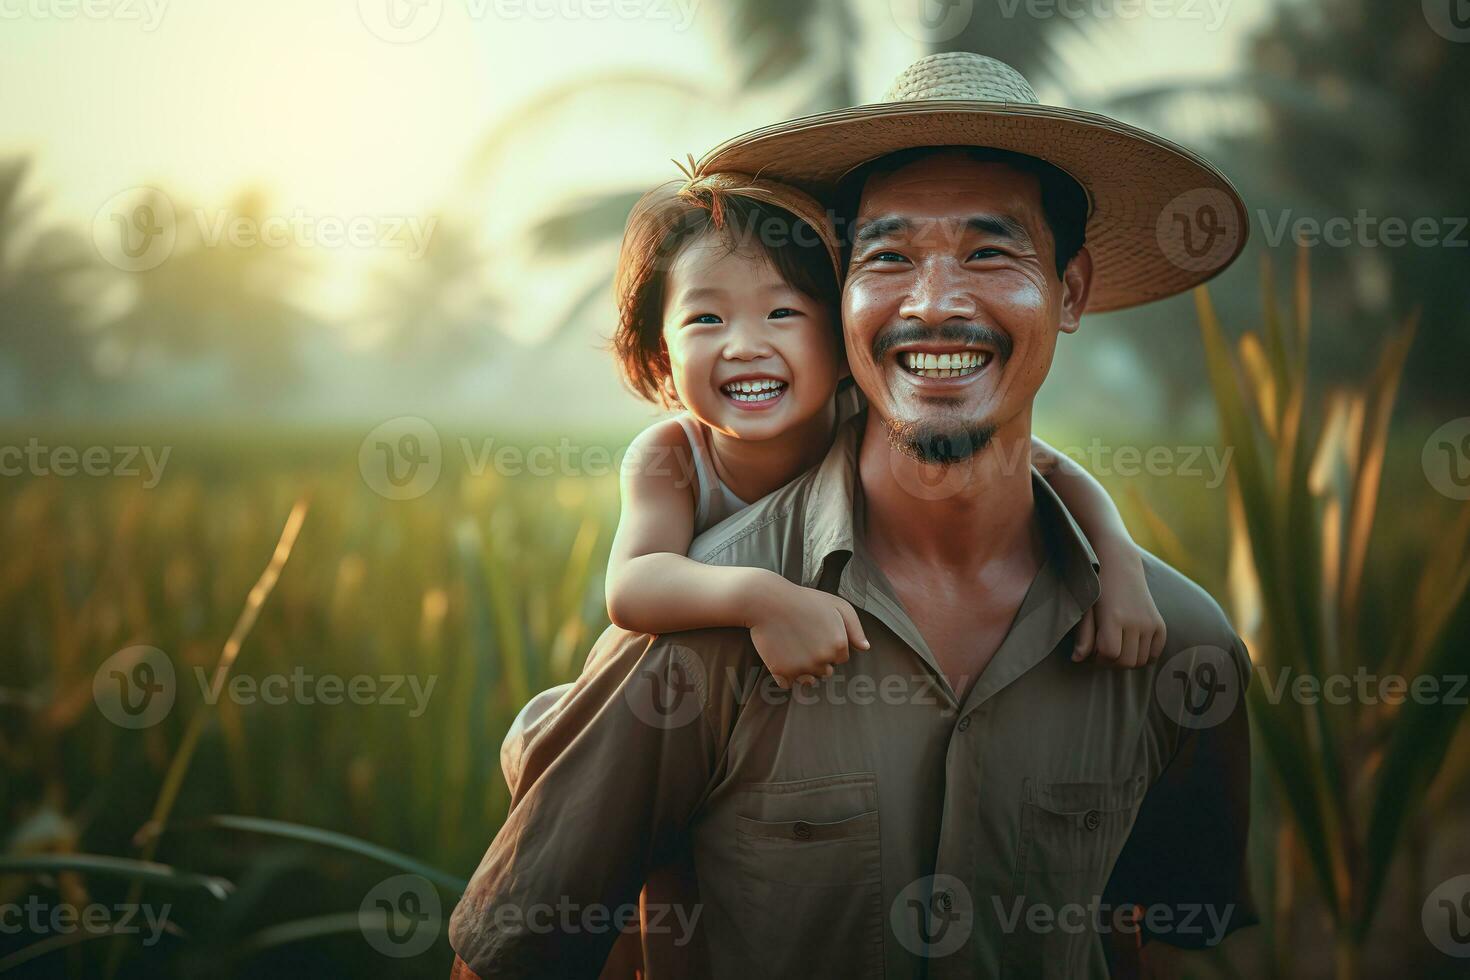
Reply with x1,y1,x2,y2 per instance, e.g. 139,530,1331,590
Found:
0,433,620,976
0,420,1462,977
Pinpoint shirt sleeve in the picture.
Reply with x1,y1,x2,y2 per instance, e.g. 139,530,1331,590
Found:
1102,635,1260,952
449,625,732,978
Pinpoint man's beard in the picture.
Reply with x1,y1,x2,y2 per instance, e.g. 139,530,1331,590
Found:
883,417,997,464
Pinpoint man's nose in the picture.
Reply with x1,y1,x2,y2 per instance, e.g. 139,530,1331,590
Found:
898,260,978,324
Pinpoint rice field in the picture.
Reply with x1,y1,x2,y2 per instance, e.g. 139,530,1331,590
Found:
0,421,1463,978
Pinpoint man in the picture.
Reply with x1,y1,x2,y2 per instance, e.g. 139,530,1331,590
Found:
450,52,1255,979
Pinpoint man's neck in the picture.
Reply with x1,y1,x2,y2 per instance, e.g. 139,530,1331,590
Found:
858,411,1039,574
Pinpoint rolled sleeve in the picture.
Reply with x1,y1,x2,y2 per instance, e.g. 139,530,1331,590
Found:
449,626,729,978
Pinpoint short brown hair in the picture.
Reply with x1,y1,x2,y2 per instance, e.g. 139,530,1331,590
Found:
611,179,841,407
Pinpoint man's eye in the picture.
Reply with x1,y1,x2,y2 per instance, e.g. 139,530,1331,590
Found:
769,308,801,320
970,247,1005,260
872,251,907,263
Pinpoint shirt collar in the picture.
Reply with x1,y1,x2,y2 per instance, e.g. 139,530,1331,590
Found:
800,412,1101,611
800,411,863,588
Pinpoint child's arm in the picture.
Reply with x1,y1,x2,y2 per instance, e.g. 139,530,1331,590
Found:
1032,436,1166,669
606,420,868,686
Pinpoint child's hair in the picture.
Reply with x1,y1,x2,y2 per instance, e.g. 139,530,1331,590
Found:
611,172,843,407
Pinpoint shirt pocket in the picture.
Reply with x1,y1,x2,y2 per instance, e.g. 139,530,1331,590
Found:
734,772,884,979
1005,775,1146,980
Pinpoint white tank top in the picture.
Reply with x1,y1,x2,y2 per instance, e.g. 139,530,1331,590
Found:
674,380,866,536
674,411,752,536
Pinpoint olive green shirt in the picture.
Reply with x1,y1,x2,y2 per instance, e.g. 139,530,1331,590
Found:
450,411,1257,978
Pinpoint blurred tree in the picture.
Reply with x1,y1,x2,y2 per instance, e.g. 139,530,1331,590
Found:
105,188,322,397
1098,0,1470,417
0,157,101,413
480,0,1096,343
361,220,498,380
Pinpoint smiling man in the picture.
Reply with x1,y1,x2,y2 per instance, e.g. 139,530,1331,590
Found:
449,52,1256,979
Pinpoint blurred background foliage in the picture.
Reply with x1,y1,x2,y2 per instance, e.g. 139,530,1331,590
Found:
1,0,1467,976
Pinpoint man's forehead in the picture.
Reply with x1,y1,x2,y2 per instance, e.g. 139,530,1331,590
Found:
854,154,1043,224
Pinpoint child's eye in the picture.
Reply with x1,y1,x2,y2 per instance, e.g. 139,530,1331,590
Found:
768,308,802,320
687,313,722,326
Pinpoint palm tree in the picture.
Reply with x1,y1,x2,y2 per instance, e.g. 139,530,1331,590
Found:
0,157,101,414
104,188,322,396
360,219,499,380
1093,0,1470,416
467,0,1098,344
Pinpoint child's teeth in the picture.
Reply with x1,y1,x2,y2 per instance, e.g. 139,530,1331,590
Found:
722,379,787,401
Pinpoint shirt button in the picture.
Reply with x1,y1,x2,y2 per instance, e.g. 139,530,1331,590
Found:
957,716,972,732
1084,809,1101,831
935,889,954,912
793,821,812,840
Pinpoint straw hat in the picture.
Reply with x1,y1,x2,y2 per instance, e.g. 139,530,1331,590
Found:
694,52,1248,312
672,167,844,283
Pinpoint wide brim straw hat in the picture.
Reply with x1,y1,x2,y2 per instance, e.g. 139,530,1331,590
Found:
693,52,1248,312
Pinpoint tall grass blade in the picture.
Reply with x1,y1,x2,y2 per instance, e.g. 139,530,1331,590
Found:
0,855,233,899
151,815,466,893
105,499,309,978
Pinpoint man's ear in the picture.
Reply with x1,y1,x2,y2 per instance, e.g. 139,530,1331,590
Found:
1058,246,1093,335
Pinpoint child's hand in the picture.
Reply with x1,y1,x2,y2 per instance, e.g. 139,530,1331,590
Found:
1072,549,1166,669
748,581,870,689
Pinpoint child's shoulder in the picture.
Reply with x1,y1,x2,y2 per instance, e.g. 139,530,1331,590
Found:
628,415,695,454
621,415,698,482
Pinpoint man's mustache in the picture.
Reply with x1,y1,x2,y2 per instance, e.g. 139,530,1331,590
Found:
871,323,1013,363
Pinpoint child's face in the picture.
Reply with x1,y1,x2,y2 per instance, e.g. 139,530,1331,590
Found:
660,231,845,439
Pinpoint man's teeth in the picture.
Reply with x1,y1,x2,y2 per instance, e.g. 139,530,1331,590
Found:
899,350,991,378
721,378,787,402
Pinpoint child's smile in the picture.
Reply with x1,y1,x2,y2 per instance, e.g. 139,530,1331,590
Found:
718,375,789,410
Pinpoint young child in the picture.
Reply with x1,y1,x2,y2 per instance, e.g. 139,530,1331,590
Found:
600,170,1165,688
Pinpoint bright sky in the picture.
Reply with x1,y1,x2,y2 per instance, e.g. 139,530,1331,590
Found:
0,0,1266,343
